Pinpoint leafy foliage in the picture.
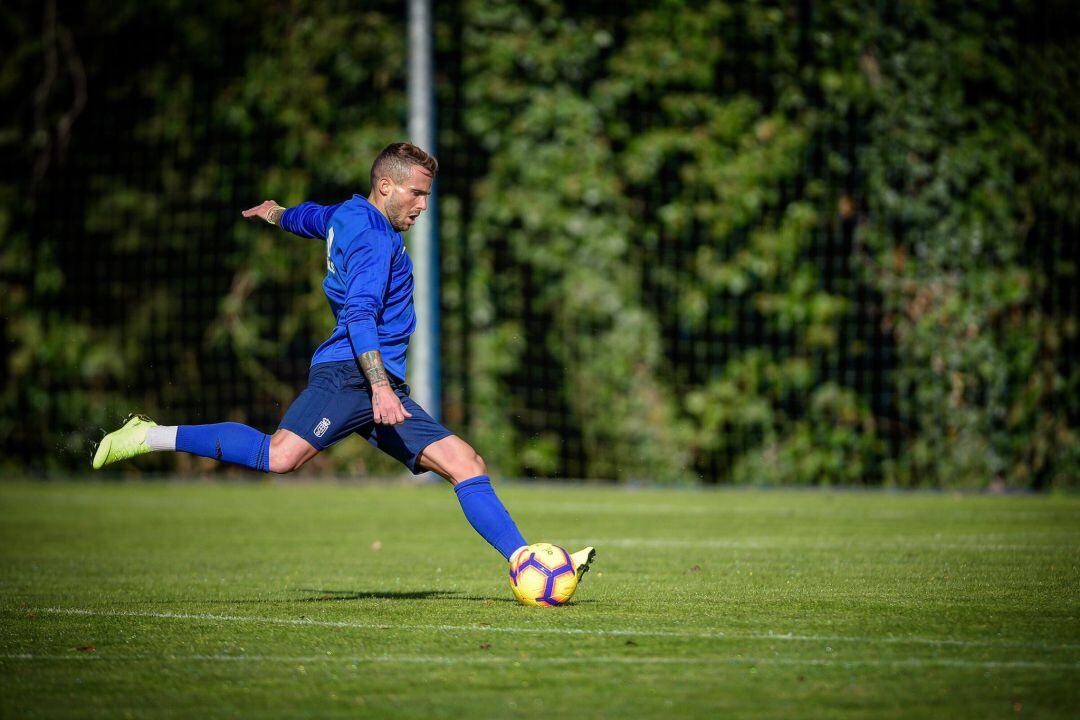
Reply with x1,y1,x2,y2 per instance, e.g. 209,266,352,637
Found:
1,0,1076,486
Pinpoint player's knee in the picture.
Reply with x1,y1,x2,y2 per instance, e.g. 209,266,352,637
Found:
453,450,486,482
472,452,487,477
268,452,296,474
268,435,309,474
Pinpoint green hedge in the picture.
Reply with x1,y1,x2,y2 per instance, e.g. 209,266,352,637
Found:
2,0,1076,487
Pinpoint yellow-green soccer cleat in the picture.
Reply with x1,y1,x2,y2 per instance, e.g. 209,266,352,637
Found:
570,546,596,582
92,415,157,469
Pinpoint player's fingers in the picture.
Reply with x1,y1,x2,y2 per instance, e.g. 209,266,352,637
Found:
241,200,275,218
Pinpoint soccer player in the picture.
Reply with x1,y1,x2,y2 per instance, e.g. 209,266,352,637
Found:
92,142,594,578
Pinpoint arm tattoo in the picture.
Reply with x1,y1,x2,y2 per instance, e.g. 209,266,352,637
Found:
359,350,390,389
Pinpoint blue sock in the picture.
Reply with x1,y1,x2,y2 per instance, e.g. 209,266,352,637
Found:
176,423,271,473
453,475,527,560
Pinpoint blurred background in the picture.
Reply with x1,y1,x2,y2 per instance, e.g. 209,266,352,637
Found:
1,0,1077,487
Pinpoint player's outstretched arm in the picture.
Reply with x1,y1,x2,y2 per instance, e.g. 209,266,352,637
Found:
242,200,342,239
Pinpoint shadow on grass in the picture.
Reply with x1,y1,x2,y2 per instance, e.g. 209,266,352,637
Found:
99,590,595,605
296,588,519,604
296,589,597,605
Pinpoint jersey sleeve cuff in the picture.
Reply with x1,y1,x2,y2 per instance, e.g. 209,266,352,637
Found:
279,207,298,234
346,321,381,358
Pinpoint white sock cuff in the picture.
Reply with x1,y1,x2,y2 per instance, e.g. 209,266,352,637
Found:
145,425,178,452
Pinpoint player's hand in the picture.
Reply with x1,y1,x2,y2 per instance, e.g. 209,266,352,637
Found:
371,385,413,425
241,200,281,222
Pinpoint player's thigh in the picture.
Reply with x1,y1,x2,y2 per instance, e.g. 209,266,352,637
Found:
416,435,486,484
268,429,319,473
279,361,374,456
361,392,451,475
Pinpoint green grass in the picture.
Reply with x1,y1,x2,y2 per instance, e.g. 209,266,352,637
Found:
0,481,1077,719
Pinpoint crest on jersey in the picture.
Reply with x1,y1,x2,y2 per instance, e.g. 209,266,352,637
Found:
314,418,331,438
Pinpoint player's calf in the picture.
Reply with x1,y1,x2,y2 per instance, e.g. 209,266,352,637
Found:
453,475,528,561
420,438,526,561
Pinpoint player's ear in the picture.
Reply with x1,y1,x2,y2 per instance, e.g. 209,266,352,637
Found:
377,176,393,198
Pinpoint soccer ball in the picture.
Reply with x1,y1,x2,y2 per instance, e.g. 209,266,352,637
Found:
508,542,578,607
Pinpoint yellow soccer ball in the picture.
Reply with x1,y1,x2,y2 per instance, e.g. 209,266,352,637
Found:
508,543,579,607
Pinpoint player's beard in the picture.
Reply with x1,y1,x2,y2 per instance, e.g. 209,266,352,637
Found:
385,196,410,232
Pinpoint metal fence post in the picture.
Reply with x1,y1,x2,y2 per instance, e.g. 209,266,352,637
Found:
407,0,441,422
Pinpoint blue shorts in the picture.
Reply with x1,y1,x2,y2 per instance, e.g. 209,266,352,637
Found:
278,360,453,474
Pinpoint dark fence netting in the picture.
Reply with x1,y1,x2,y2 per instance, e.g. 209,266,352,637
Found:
2,0,1078,487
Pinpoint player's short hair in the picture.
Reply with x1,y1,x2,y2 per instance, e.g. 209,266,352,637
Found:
370,143,438,189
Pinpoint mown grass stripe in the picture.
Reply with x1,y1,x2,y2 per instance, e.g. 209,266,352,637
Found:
2,653,1076,671
31,607,1078,652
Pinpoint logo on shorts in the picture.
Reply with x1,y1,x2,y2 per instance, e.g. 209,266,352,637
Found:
314,418,331,438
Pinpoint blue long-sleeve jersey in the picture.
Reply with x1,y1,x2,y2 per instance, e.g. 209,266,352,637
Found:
280,195,416,382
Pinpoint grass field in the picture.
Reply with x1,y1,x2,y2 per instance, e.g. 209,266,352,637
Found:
0,480,1077,719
